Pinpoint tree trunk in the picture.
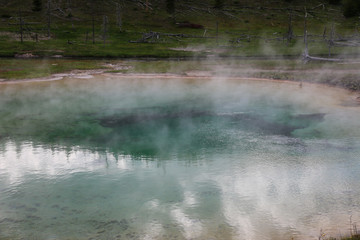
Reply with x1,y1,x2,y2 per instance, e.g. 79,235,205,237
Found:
303,8,309,58
102,15,108,45
286,10,293,45
19,10,23,43
116,2,122,31
47,0,51,38
92,15,95,44
216,21,219,46
329,23,335,57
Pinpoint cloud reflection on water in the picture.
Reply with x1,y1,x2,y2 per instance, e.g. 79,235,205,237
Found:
1,76,360,239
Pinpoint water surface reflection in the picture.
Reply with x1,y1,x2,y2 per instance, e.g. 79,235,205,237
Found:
0,76,360,240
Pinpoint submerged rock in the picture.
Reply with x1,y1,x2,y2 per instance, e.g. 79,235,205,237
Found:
292,113,326,121
99,110,211,128
25,207,38,212
99,110,326,137
26,215,41,220
225,113,299,136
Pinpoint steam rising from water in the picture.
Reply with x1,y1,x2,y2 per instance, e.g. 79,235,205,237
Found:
0,75,360,240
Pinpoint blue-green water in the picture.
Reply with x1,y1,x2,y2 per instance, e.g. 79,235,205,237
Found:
0,76,360,240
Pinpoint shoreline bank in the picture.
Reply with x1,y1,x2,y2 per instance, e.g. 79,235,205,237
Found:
1,58,360,95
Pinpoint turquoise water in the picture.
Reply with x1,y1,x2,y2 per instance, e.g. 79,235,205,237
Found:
0,76,360,240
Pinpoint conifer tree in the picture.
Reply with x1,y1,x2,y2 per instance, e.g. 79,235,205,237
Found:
32,0,42,12
166,0,175,14
343,0,360,18
214,0,224,9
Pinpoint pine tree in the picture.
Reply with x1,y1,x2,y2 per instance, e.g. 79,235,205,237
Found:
343,0,360,18
166,0,175,14
32,0,42,12
328,0,341,4
214,0,224,9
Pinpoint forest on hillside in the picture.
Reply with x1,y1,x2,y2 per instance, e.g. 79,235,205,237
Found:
1,0,359,24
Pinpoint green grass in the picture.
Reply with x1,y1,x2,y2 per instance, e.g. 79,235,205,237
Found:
1,0,360,58
333,235,360,240
0,59,106,79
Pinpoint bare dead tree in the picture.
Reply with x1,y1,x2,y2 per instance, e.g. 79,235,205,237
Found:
116,2,122,31
92,16,95,44
303,7,308,56
286,9,294,45
19,10,24,43
66,0,74,29
47,0,51,38
9,10,42,43
303,11,341,62
85,0,108,44
328,23,335,57
216,21,219,45
102,15,109,44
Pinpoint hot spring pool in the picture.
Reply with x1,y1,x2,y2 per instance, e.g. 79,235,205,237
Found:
0,75,360,240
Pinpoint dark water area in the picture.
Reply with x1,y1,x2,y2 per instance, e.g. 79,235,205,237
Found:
0,75,360,239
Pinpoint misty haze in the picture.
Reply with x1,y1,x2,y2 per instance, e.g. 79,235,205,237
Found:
1,0,360,240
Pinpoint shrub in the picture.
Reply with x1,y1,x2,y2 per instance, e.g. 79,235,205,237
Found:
1,14,11,18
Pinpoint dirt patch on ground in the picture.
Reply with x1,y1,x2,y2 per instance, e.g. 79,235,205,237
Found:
14,53,39,58
102,63,133,71
0,31,51,41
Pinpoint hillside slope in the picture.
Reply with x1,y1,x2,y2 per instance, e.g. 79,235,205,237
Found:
0,0,359,58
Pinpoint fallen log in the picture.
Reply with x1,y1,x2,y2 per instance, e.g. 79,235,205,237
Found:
176,22,204,29
130,31,215,43
302,52,342,62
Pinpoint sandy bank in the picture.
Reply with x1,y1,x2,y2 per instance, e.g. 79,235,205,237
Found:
1,68,360,106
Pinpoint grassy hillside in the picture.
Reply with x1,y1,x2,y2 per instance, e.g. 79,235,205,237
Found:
0,0,360,58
